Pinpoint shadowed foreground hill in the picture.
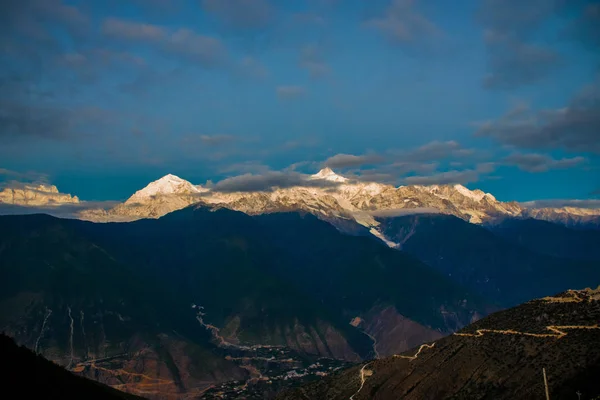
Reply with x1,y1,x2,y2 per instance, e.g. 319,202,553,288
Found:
279,288,600,400
0,333,145,400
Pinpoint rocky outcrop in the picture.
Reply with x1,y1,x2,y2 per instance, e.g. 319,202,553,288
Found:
0,184,79,206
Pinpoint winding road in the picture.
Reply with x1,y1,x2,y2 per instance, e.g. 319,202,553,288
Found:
346,290,600,400
349,362,373,400
349,342,436,399
454,324,599,339
393,343,436,361
455,292,599,339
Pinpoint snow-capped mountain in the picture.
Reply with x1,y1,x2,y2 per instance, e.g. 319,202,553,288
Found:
310,167,349,183
0,184,79,206
522,207,600,229
356,184,522,224
75,169,600,246
126,173,206,202
79,174,208,221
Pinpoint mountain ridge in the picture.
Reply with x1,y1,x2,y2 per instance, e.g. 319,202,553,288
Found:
75,170,598,240
3,170,600,244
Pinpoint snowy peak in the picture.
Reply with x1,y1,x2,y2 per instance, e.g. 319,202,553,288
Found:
414,184,494,203
77,170,599,235
160,173,183,182
453,184,487,202
311,168,349,183
126,174,204,203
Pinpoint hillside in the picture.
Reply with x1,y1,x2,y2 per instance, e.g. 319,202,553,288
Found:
0,213,247,398
0,333,145,400
0,207,489,397
78,206,490,354
376,214,600,306
279,288,600,400
489,218,600,261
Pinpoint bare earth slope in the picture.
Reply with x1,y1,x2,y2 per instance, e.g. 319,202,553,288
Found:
279,288,600,400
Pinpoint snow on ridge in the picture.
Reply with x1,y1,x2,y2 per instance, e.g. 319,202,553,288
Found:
127,174,202,201
369,228,399,248
311,168,349,183
453,184,486,202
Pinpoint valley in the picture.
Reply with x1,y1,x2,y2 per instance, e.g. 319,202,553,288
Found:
0,209,486,397
3,1,599,397
2,206,598,398
1,172,599,399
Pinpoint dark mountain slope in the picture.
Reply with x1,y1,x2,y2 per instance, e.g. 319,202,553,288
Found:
377,214,600,306
0,333,145,400
280,287,600,400
254,212,485,329
78,207,490,354
0,213,246,398
489,217,600,261
77,208,354,352
0,207,490,397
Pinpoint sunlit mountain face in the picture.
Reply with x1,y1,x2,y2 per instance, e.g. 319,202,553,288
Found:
1,1,599,399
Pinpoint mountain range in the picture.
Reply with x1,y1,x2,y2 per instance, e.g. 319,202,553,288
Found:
1,170,599,398
2,170,599,248
76,170,600,236
1,202,599,398
0,207,493,398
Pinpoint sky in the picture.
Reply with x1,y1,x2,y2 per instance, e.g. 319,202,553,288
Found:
0,0,599,203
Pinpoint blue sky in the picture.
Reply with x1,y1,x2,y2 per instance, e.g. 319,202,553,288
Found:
0,0,599,202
